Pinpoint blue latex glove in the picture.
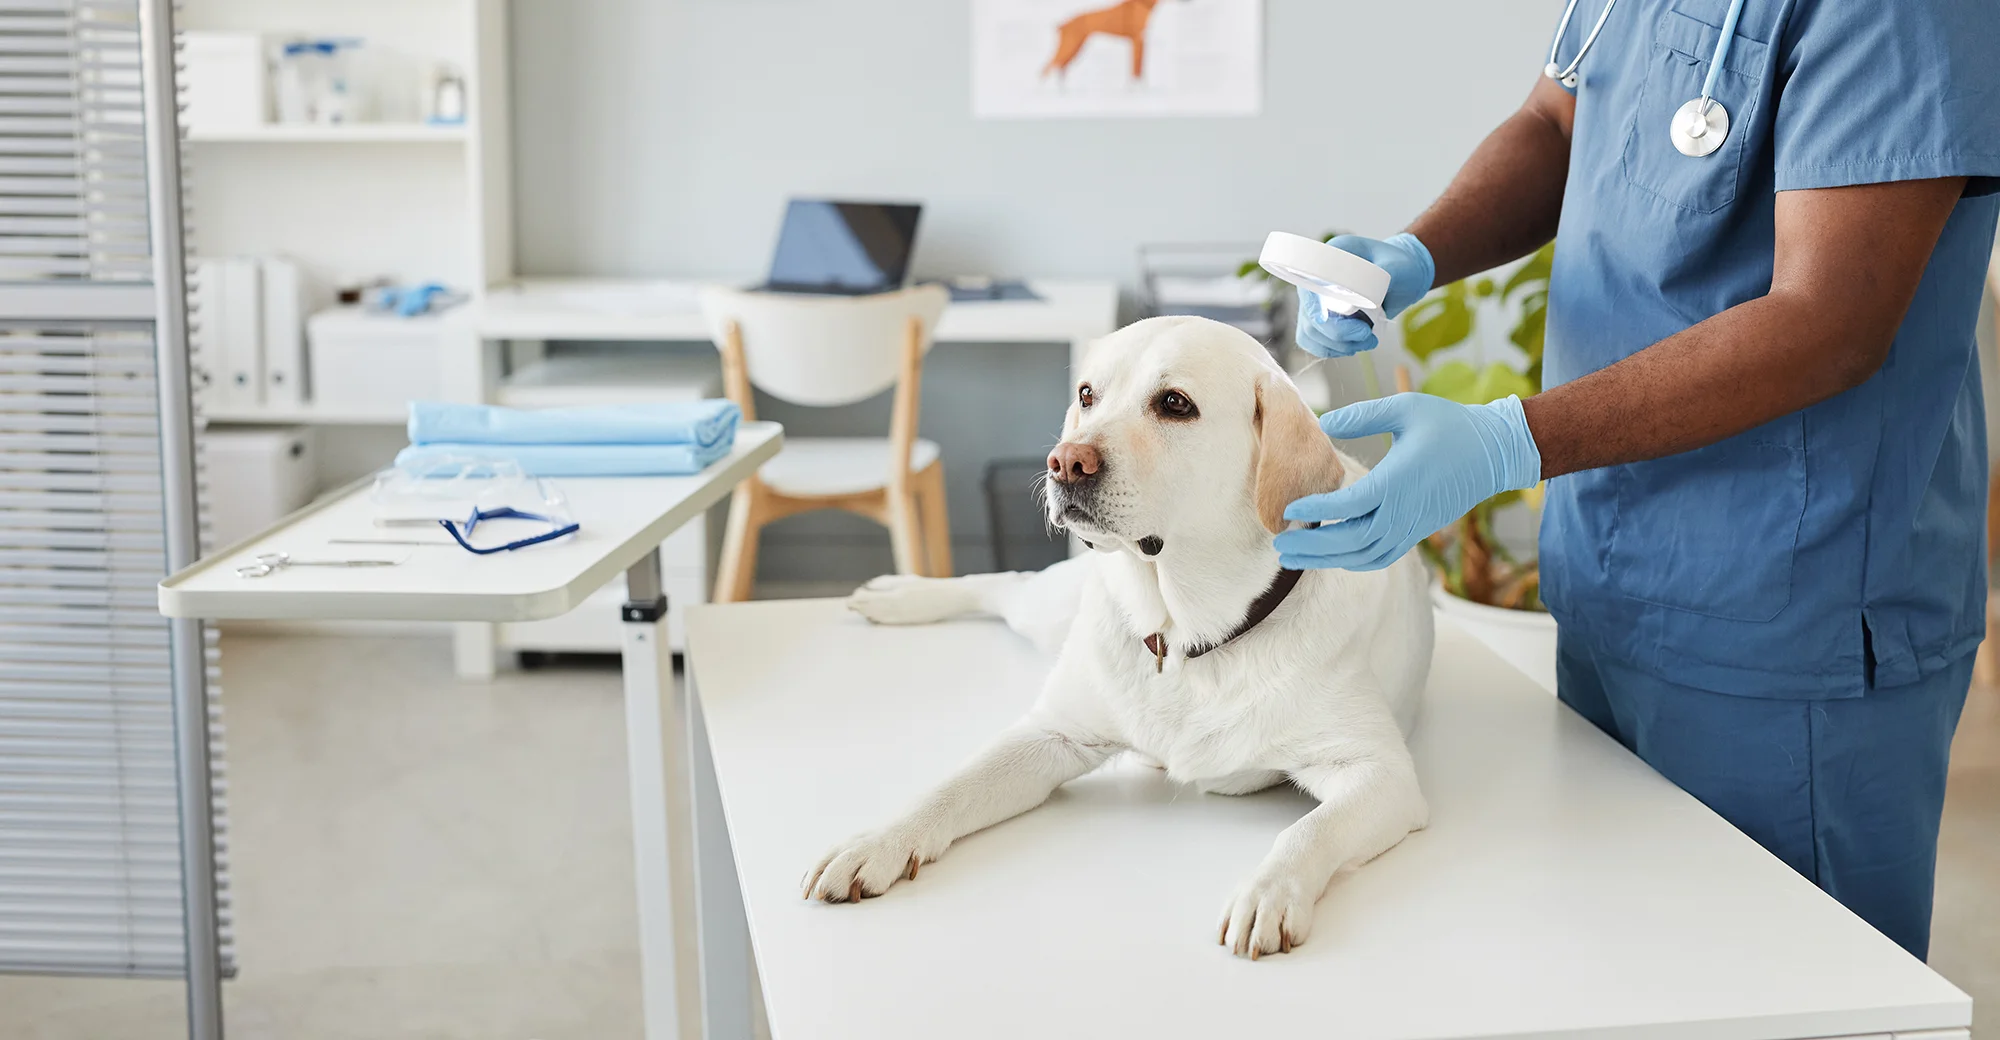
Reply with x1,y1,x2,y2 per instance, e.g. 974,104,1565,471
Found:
1293,232,1436,358
1274,392,1542,571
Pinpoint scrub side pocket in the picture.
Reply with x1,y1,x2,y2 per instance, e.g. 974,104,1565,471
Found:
1606,433,1807,623
1620,8,1770,214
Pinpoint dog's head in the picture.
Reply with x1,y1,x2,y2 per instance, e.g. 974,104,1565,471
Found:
1043,315,1344,558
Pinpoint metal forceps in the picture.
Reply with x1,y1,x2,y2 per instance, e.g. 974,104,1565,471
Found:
235,551,402,578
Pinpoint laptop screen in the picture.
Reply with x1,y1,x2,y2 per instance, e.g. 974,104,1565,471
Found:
765,200,922,294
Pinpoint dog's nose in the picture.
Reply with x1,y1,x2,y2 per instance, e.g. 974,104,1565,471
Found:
1047,442,1101,485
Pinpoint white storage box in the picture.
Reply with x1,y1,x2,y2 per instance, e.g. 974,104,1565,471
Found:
201,425,316,551
307,307,444,414
181,32,268,133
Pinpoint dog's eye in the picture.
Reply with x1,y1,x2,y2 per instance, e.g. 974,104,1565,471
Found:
1156,389,1197,419
1078,384,1094,409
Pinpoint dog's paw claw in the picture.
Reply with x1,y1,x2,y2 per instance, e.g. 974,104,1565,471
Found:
802,829,937,903
1219,871,1315,960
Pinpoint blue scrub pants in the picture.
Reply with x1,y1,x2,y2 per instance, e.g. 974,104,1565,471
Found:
1556,635,1970,960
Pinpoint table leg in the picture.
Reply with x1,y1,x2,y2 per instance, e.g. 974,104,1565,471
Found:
443,326,506,679
452,621,498,680
688,671,761,1040
621,549,702,1040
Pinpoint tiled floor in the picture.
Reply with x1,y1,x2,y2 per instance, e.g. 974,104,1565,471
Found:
1935,673,2000,1029
0,636,643,1040
0,633,1994,1039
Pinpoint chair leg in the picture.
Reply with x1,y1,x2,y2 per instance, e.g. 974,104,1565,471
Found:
918,463,954,579
714,482,763,603
886,481,926,577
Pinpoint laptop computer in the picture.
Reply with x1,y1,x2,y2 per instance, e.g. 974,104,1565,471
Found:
759,199,922,296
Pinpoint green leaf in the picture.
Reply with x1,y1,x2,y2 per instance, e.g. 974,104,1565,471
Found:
1236,258,1265,280
1400,282,1474,362
1500,242,1555,301
1469,361,1536,404
1473,278,1496,299
1509,287,1547,369
1418,360,1481,403
1425,360,1534,405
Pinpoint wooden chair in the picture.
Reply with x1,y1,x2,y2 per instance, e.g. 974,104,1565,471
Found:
701,284,953,603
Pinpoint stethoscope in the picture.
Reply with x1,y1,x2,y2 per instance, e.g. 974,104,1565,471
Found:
1545,0,1748,158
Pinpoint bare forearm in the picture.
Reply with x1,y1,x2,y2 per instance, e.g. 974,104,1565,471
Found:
1407,79,1575,287
1522,177,1967,480
1523,295,1869,478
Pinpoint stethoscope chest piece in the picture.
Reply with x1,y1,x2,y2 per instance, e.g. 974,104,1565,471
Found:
1670,97,1730,157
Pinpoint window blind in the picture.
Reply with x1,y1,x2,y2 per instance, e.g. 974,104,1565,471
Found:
0,0,232,981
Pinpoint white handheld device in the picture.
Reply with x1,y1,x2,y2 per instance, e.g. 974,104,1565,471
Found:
1258,231,1392,330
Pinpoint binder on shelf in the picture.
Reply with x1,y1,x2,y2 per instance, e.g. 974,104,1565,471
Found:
260,256,306,405
217,258,264,408
190,259,224,406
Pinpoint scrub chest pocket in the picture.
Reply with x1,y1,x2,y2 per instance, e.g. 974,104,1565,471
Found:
1621,8,1770,213
1607,430,1807,622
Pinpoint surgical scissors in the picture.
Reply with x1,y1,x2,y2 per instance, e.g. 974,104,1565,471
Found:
235,551,402,578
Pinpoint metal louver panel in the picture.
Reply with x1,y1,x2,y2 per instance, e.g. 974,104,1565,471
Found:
0,326,230,978
0,0,233,990
0,0,148,283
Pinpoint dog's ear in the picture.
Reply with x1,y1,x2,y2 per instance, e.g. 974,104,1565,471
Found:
1253,374,1345,535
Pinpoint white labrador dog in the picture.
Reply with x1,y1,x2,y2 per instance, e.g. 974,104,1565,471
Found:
812,315,1434,959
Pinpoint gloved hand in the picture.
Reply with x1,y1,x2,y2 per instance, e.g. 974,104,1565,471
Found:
1274,392,1541,571
1293,232,1436,358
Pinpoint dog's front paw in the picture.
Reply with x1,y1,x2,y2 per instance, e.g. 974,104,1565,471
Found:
802,827,941,903
845,575,953,626
1218,870,1317,959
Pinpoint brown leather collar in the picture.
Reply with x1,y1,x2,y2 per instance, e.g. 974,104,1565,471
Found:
1142,568,1305,673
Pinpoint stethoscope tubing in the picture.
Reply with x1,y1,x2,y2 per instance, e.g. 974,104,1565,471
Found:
1544,0,1748,150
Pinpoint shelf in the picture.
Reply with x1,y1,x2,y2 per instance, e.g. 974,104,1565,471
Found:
184,123,468,144
202,404,407,426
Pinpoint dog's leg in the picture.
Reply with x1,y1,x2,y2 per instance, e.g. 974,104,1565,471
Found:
1217,730,1427,959
847,557,1087,655
803,721,1120,902
1128,34,1145,80
846,571,1028,625
1043,22,1090,77
1196,769,1286,796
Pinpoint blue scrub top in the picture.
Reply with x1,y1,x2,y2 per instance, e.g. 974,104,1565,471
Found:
1540,0,2000,698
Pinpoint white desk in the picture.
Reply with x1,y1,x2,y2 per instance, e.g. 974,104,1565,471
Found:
159,422,784,1040
451,277,1119,375
439,278,1119,676
682,600,1971,1040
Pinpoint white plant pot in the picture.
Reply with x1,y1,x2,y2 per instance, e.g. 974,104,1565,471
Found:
1431,584,1559,695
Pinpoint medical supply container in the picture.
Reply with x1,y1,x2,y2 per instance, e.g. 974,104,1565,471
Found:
306,307,444,414
201,426,317,550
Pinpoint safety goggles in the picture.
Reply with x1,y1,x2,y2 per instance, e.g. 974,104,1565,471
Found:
440,505,580,555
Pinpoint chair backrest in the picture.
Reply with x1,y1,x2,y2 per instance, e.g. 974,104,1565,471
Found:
699,284,949,408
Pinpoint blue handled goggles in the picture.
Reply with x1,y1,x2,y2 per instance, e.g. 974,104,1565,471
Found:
440,506,580,554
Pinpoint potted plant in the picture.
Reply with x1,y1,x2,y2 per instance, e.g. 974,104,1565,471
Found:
1396,242,1559,690
1241,237,1560,687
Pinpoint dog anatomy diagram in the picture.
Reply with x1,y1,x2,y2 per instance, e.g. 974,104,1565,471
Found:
973,0,1260,118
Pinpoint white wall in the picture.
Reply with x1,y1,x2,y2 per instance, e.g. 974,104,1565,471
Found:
503,0,1561,581
508,0,1558,284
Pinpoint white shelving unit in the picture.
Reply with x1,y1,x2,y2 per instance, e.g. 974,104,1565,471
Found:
185,123,469,144
199,403,409,426
184,0,511,438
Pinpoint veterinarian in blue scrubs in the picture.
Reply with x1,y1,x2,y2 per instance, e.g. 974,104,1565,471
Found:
1275,0,2000,960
